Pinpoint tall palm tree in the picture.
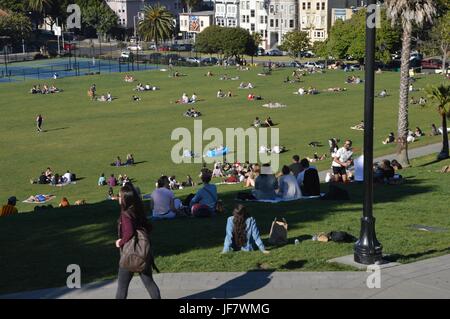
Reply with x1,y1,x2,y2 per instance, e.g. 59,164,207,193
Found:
138,4,174,48
426,84,450,160
28,0,53,13
385,0,436,166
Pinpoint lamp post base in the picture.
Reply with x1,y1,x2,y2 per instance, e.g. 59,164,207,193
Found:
354,216,383,265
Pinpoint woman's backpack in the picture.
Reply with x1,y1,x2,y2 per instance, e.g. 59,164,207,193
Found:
268,218,288,245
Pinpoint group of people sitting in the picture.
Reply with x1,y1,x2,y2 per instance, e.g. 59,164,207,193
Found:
183,108,202,118
31,167,76,186
373,159,403,184
239,82,254,89
134,83,159,91
176,93,197,104
219,74,240,81
30,84,61,94
99,173,131,187
97,92,113,102
259,145,286,154
410,96,427,106
252,116,274,128
382,127,425,145
111,154,135,167
217,89,233,98
345,75,362,84
247,93,262,101
294,87,319,95
124,74,135,82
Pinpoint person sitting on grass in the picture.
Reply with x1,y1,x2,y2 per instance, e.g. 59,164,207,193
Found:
264,117,274,127
379,89,388,98
106,92,112,102
382,132,395,144
98,173,106,186
222,204,269,254
217,89,225,98
112,156,122,167
252,164,278,200
277,166,302,200
132,95,141,101
108,174,117,187
227,91,233,97
391,159,403,171
151,176,181,220
182,175,195,187
125,154,134,166
253,117,262,128
191,93,198,103
374,160,395,183
212,162,224,178
307,153,327,162
415,126,424,137
1,196,18,217
410,96,418,105
419,97,427,106
190,172,218,217
430,123,440,136
407,130,416,143
59,197,70,208
107,187,119,200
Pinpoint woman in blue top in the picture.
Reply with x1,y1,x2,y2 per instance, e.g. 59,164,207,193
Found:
222,205,269,254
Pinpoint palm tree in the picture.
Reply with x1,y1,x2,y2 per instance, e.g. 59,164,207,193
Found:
138,4,174,49
426,84,450,160
28,0,53,13
385,0,436,166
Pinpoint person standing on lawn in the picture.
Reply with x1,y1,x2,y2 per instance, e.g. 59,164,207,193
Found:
36,114,43,132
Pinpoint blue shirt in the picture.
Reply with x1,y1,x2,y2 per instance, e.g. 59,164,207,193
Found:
254,174,278,200
190,183,218,210
223,216,265,253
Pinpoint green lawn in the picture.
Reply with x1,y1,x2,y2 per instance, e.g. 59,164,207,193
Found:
0,64,449,294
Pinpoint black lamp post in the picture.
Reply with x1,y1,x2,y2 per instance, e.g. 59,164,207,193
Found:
354,0,383,264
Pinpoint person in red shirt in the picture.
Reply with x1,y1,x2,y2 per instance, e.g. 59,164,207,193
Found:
1,196,18,217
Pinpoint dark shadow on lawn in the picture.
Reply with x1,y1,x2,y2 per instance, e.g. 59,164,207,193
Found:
181,270,275,299
280,260,307,270
416,159,442,167
384,247,450,263
43,127,69,132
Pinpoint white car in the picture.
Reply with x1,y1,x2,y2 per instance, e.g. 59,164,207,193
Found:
304,61,325,69
186,57,201,64
121,51,131,58
127,45,142,51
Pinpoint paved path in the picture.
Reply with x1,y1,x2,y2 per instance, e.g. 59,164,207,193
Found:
318,142,442,181
2,254,449,299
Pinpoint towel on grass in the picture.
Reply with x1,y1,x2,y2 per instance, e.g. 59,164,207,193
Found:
23,194,55,204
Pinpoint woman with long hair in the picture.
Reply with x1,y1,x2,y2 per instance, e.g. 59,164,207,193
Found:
115,184,161,299
222,204,269,254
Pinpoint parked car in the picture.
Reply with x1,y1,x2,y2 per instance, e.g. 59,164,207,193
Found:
158,45,170,52
186,57,201,64
266,49,283,56
304,61,325,69
201,57,218,65
345,63,361,71
127,44,142,51
421,58,448,69
171,43,193,51
300,51,315,58
289,60,303,68
257,47,265,56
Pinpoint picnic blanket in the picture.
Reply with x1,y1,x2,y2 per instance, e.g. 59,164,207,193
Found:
237,193,325,203
262,102,287,109
23,194,55,204
350,126,364,131
205,147,228,158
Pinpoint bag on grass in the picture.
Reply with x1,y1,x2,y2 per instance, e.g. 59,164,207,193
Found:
329,231,356,243
268,218,288,245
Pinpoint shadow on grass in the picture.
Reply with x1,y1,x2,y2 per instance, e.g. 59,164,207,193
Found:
44,127,70,132
384,247,450,263
280,260,307,270
181,270,275,299
0,179,437,294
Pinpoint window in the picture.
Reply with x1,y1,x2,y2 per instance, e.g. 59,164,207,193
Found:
265,16,268,24
275,19,279,27
251,10,255,18
321,16,325,26
290,5,295,14
322,2,325,10
242,15,246,23
307,2,311,9
270,19,274,27
265,30,268,37
251,24,255,31
241,2,245,9
201,20,204,27
270,5,274,13
302,2,306,10
316,2,320,10
246,1,250,10
260,16,264,24
259,1,264,10
289,20,294,28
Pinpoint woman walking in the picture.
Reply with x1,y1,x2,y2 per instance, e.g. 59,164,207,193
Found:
115,184,161,299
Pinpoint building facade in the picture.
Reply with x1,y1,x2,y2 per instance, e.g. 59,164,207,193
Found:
267,0,297,48
214,0,240,28
179,11,215,39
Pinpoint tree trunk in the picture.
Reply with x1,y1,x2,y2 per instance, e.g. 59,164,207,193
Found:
397,28,412,167
438,112,449,160
441,43,448,76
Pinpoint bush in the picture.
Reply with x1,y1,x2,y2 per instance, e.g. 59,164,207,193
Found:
33,53,48,60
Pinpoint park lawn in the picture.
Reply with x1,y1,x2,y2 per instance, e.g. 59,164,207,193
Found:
0,65,445,214
0,154,449,294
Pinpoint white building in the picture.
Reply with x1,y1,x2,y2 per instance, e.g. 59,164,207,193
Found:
179,11,215,39
298,0,358,42
214,0,240,28
239,1,270,49
267,0,297,48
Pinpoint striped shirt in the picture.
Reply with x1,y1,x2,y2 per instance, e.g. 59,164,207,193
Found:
1,204,18,217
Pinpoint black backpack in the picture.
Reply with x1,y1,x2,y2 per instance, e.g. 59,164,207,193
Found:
302,168,320,196
329,231,356,243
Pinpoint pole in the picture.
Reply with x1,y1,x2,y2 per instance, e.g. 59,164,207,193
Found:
354,0,383,265
57,18,61,56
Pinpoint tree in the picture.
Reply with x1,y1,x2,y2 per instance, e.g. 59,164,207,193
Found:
138,4,174,47
430,12,450,75
0,11,32,47
195,25,224,55
182,0,201,13
426,84,450,160
279,30,310,59
27,0,53,13
221,27,256,59
0,0,27,13
385,0,436,167
82,0,118,41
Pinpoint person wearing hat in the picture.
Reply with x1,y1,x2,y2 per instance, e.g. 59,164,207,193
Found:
1,196,18,217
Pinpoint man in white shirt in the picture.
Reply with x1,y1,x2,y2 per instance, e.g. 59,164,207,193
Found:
331,140,353,182
62,170,72,184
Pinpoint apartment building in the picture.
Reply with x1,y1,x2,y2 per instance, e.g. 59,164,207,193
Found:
267,0,298,48
214,0,240,27
239,1,270,49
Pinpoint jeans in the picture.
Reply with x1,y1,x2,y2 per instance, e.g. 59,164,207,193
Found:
115,267,161,299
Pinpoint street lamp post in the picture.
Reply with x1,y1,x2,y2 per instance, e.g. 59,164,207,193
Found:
354,0,383,265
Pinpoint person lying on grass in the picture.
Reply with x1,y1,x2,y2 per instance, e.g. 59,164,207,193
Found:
222,204,269,254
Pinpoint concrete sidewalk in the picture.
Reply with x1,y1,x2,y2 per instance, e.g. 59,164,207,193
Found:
2,254,450,299
318,142,442,181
